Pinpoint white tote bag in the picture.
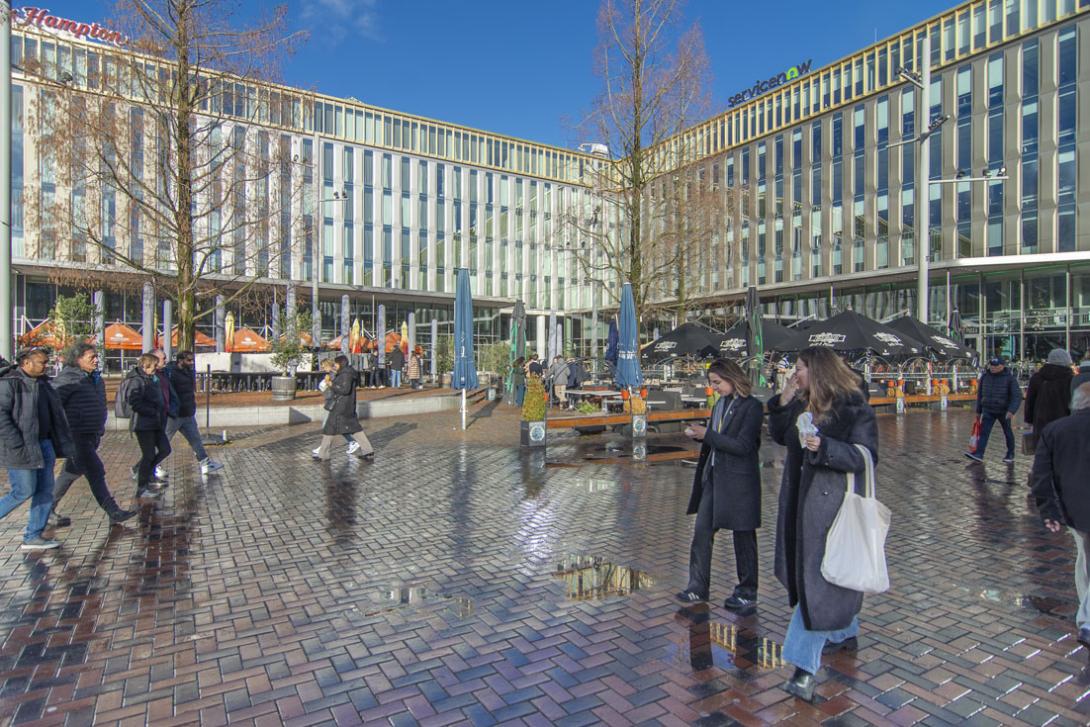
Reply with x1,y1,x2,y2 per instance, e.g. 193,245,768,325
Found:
820,444,891,595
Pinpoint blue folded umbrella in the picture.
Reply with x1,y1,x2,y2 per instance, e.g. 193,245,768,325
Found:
615,283,643,389
452,269,478,390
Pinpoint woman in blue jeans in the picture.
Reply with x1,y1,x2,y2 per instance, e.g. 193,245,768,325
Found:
767,347,879,702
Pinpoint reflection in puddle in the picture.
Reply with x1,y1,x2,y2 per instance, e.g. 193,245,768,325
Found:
672,609,783,673
354,586,474,619
553,555,654,601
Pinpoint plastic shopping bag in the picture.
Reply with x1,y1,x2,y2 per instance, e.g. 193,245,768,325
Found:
821,444,891,595
967,416,983,454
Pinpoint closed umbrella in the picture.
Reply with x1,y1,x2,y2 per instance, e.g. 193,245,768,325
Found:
350,319,361,354
506,300,527,403
615,283,643,389
224,312,235,353
401,321,409,356
605,318,619,368
745,287,764,386
452,269,478,429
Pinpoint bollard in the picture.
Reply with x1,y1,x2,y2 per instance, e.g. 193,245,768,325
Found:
895,378,906,414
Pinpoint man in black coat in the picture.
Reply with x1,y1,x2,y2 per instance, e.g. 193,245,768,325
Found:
1072,353,1090,396
0,348,74,550
1032,382,1090,654
1025,348,1074,453
51,344,135,526
966,356,1022,463
164,351,223,475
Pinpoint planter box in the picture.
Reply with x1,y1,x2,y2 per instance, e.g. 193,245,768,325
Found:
520,420,547,447
271,375,297,401
631,414,648,439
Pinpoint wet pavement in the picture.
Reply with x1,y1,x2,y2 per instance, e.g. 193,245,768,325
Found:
0,407,1087,725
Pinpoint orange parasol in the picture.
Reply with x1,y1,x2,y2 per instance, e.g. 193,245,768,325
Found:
103,322,143,351
230,327,271,353
156,327,216,349
19,320,66,349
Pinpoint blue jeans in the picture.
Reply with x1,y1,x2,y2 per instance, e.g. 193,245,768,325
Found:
166,415,208,461
0,439,57,541
515,384,526,406
782,605,860,675
977,410,1015,458
391,370,402,388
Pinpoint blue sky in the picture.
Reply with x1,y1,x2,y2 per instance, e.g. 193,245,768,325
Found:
29,0,957,147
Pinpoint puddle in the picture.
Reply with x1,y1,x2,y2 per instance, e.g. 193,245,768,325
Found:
553,555,654,601
354,586,474,619
671,609,783,673
583,444,687,460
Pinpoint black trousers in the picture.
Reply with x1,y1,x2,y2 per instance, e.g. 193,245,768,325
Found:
135,429,171,489
53,432,119,513
688,484,758,599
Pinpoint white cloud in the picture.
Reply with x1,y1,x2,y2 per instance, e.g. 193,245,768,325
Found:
301,0,381,44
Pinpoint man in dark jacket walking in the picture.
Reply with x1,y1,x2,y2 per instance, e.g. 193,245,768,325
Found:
1032,382,1090,654
966,356,1022,463
129,348,178,484
0,348,74,549
164,351,223,475
51,344,135,526
1025,348,1074,453
388,346,405,388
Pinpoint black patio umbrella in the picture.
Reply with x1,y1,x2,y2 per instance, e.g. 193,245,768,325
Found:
714,320,806,358
641,321,724,365
799,310,923,359
762,321,808,353
887,315,977,361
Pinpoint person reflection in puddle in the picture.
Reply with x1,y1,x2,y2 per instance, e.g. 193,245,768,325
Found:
678,358,764,614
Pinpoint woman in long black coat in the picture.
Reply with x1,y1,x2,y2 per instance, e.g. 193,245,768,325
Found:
678,358,764,612
314,355,375,462
767,346,879,703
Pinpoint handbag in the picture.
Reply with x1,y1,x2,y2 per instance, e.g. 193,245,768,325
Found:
821,444,891,595
1021,427,1036,456
968,416,983,454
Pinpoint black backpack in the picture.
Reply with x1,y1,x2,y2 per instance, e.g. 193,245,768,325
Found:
114,370,140,419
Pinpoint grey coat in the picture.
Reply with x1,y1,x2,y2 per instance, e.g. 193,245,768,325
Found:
687,395,764,531
322,366,363,435
0,369,73,468
767,391,878,631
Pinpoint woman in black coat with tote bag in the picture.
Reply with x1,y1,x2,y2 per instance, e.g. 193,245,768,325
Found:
767,346,879,702
678,358,764,612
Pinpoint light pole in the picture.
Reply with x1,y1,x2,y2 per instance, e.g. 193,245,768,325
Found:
1,1,12,360
898,37,1007,330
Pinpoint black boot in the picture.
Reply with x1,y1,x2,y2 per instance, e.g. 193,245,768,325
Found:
108,508,137,524
783,667,816,702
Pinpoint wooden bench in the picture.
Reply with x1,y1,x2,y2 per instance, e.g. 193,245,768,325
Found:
547,408,711,430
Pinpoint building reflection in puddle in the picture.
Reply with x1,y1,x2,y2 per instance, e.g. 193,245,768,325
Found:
553,555,654,601
674,607,783,672
351,586,474,619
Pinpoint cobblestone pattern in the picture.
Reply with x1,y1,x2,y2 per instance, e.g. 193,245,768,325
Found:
0,406,1085,725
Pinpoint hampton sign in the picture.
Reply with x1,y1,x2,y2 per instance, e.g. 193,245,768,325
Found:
15,7,127,46
729,59,813,107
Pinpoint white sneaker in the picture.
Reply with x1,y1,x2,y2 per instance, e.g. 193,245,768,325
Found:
346,441,361,455
154,466,168,480
312,447,322,459
200,458,224,474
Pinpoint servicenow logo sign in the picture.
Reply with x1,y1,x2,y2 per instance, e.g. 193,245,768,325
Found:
729,59,813,107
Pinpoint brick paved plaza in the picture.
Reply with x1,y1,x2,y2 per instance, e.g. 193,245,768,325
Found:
0,405,1087,726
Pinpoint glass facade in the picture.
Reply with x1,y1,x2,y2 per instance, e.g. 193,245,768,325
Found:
8,0,1090,362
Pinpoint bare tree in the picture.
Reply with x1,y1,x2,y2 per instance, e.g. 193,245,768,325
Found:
568,0,711,325
25,0,305,350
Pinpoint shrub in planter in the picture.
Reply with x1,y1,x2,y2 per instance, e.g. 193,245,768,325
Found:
520,375,547,447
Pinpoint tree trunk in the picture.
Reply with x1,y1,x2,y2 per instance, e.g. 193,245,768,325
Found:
174,5,196,352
